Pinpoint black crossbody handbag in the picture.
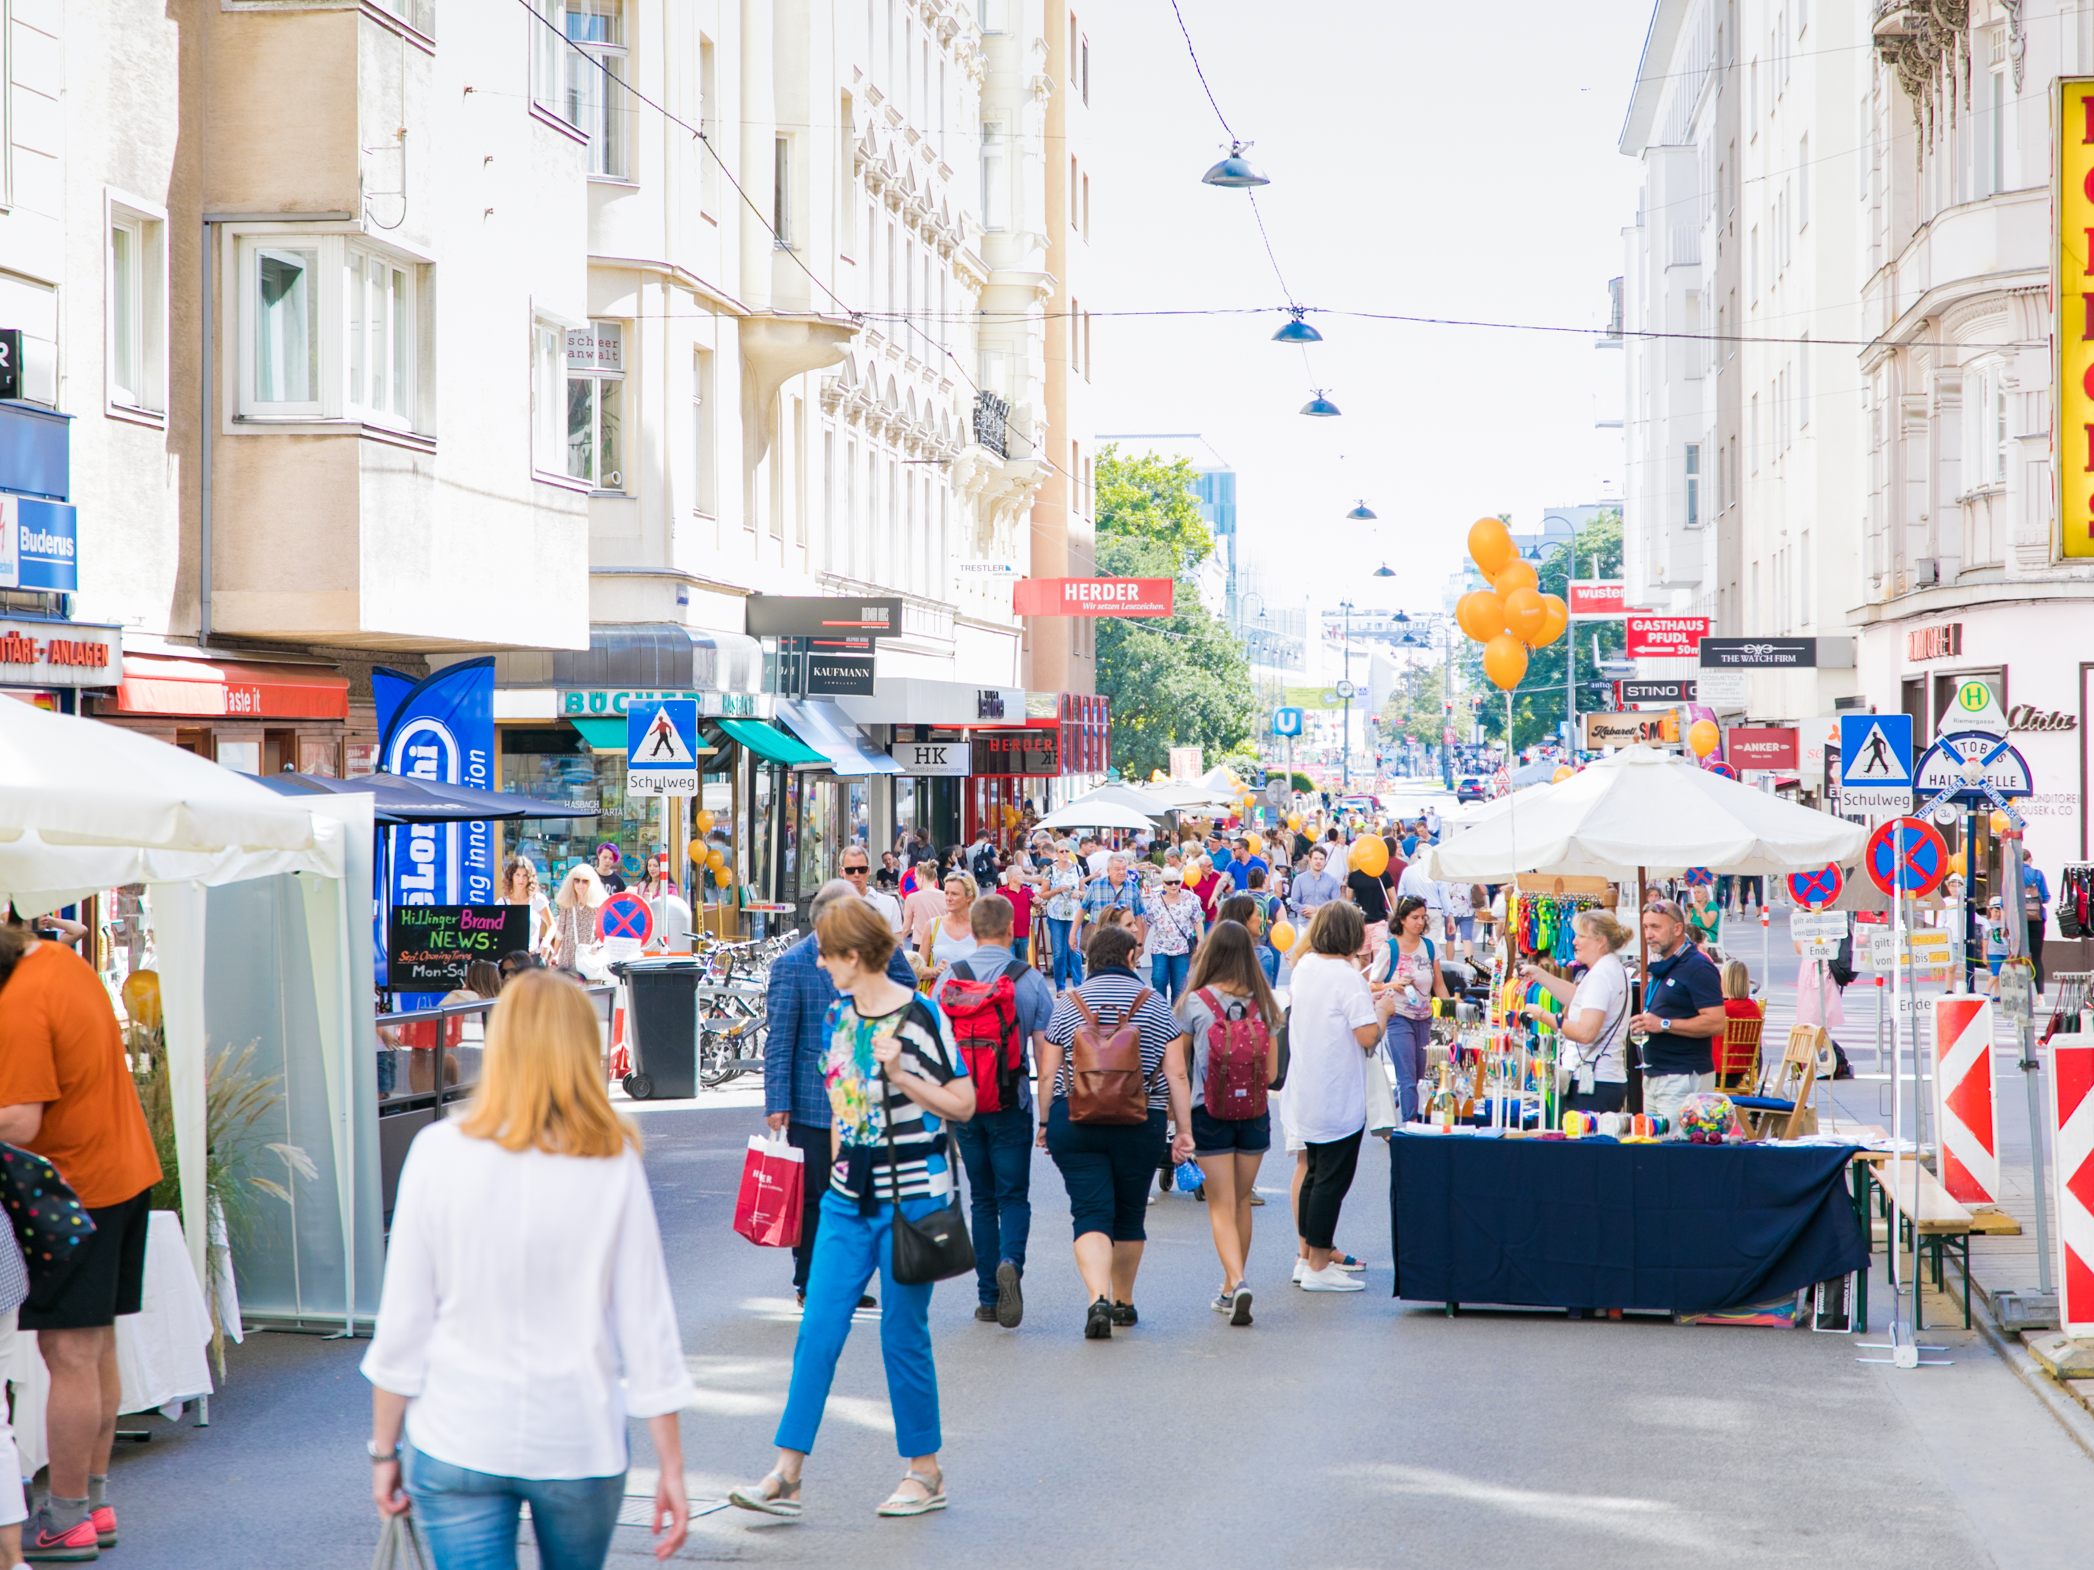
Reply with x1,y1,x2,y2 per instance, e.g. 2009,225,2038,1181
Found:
882,1062,976,1287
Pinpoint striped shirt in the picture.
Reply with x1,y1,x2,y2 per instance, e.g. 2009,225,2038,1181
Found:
1044,969,1181,1111
821,995,961,1201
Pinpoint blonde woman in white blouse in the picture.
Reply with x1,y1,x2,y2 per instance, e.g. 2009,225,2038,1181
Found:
363,972,694,1568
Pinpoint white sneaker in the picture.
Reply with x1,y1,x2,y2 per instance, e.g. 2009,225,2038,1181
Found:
1299,1264,1366,1293
1291,1258,1307,1286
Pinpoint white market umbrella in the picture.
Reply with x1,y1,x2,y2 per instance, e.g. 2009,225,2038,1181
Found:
1064,783,1170,820
1037,800,1156,833
1141,782,1237,812
1414,745,1865,883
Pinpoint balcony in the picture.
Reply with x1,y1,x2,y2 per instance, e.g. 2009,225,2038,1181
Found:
972,390,1012,458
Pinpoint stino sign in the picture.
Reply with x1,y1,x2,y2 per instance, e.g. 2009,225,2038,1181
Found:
1012,577,1175,617
1623,615,1710,657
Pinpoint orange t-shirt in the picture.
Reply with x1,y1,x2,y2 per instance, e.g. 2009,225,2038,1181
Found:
0,943,162,1209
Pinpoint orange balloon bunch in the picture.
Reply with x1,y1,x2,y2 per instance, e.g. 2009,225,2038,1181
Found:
1456,518,1569,691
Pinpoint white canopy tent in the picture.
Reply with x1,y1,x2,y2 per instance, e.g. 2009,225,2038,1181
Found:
1037,799,1155,833
1416,746,1866,882
1061,783,1170,820
0,698,378,1329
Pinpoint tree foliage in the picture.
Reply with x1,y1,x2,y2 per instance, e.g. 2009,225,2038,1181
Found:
1376,663,1448,751
1093,447,1255,780
1462,510,1626,752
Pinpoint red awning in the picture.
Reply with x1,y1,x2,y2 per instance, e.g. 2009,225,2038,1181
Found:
109,655,350,721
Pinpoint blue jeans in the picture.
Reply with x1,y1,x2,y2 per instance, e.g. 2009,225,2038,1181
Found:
949,1105,1033,1305
1258,944,1280,983
777,1190,943,1457
1384,1013,1433,1124
403,1450,624,1570
1150,950,1190,1003
1046,918,1080,989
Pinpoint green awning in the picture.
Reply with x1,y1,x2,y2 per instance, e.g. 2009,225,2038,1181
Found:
571,715,718,756
717,717,826,768
570,717,628,751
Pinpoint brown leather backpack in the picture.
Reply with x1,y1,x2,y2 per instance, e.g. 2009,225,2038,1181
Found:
1065,987,1156,1125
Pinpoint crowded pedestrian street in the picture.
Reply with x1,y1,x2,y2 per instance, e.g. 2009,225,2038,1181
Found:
9,2,2094,1567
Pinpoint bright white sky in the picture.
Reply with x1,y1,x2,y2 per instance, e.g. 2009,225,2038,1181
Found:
1086,1,1652,620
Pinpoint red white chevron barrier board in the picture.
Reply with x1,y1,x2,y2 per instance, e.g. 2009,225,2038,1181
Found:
2051,1029,2094,1338
1930,995,1999,1206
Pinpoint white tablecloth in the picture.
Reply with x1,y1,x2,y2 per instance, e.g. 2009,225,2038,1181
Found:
6,1211,217,1474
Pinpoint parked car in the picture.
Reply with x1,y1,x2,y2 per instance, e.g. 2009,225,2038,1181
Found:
1455,777,1488,804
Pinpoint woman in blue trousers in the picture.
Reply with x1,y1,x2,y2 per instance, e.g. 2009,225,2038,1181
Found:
729,897,976,1522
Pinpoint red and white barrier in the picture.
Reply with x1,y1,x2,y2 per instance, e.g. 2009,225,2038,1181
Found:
2052,1029,2094,1338
1931,995,1999,1206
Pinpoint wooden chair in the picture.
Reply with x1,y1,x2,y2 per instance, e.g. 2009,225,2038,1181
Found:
1729,1024,1824,1139
1714,1010,1764,1094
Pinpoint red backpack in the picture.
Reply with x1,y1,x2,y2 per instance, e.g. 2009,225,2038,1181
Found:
941,958,1032,1114
1196,987,1270,1121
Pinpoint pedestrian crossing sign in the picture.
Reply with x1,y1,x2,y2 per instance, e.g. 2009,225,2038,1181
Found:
1837,712,1913,812
627,699,701,795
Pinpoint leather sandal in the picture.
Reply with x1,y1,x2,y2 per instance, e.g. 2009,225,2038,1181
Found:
728,1471,803,1518
875,1467,947,1517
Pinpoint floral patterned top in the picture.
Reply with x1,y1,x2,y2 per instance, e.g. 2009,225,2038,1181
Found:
1044,861,1085,922
821,994,960,1201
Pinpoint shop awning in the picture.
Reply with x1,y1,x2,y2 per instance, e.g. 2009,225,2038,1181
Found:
777,698,901,776
716,717,826,768
107,654,350,721
567,715,716,755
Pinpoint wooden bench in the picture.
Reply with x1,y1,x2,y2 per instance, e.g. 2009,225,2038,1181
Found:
1867,1158,1974,1329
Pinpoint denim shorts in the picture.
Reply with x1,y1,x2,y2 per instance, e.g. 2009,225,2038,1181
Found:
1190,1105,1271,1155
1045,1100,1167,1242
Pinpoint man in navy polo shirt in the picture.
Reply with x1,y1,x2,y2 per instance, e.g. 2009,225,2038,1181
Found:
1628,898,1726,1121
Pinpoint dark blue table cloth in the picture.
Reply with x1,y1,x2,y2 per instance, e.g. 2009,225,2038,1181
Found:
1386,1133,1868,1316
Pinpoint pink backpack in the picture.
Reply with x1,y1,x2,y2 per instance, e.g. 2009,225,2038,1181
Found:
1196,988,1269,1121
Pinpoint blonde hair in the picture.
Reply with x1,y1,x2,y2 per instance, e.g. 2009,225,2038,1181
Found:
942,871,978,901
555,863,606,911
457,972,637,1157
1573,909,1632,952
1721,958,1751,1000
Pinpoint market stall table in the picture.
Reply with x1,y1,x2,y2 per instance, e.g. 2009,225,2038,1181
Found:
1387,1131,1869,1320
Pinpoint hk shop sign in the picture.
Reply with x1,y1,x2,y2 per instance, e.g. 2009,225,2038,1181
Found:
1012,577,1175,617
971,731,1061,775
1623,616,1710,657
891,739,971,776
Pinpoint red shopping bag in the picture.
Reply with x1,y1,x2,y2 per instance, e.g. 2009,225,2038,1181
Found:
733,1134,804,1248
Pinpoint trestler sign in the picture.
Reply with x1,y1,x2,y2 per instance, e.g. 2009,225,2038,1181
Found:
890,739,971,776
1012,577,1174,617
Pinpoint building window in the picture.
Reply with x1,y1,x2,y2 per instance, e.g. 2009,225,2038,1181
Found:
1993,378,2009,486
107,204,167,415
529,0,566,116
565,0,627,179
1069,155,1079,228
1083,310,1093,382
1081,171,1090,239
691,347,715,514
980,120,1011,230
1068,296,1081,376
237,233,424,428
979,0,1007,33
532,317,566,477
699,36,719,208
1797,133,1809,224
774,134,792,247
1080,33,1090,105
1798,333,1810,427
1684,444,1700,527
564,320,624,490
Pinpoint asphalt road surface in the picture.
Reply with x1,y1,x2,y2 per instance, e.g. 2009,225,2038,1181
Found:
118,916,2094,1568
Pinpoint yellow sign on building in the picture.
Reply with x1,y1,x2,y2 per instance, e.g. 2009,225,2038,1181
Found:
2058,81,2094,558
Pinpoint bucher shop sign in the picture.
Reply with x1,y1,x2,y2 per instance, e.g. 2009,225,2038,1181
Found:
971,731,1060,775
0,617,122,687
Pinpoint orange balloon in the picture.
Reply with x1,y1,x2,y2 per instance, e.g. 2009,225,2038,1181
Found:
1269,919,1297,952
1533,593,1569,647
1989,810,2011,835
1456,589,1506,643
1492,558,1538,599
1688,720,1720,758
1551,765,1574,783
1468,517,1516,578
1482,634,1528,691
1503,586,1546,642
1350,834,1390,878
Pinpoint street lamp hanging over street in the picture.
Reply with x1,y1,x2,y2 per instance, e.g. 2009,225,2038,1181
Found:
1202,141,1270,188
1372,563,1396,577
1272,307,1322,344
1346,500,1378,521
1300,390,1342,417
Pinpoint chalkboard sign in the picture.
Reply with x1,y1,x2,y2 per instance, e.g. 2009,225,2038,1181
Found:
386,905,532,990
